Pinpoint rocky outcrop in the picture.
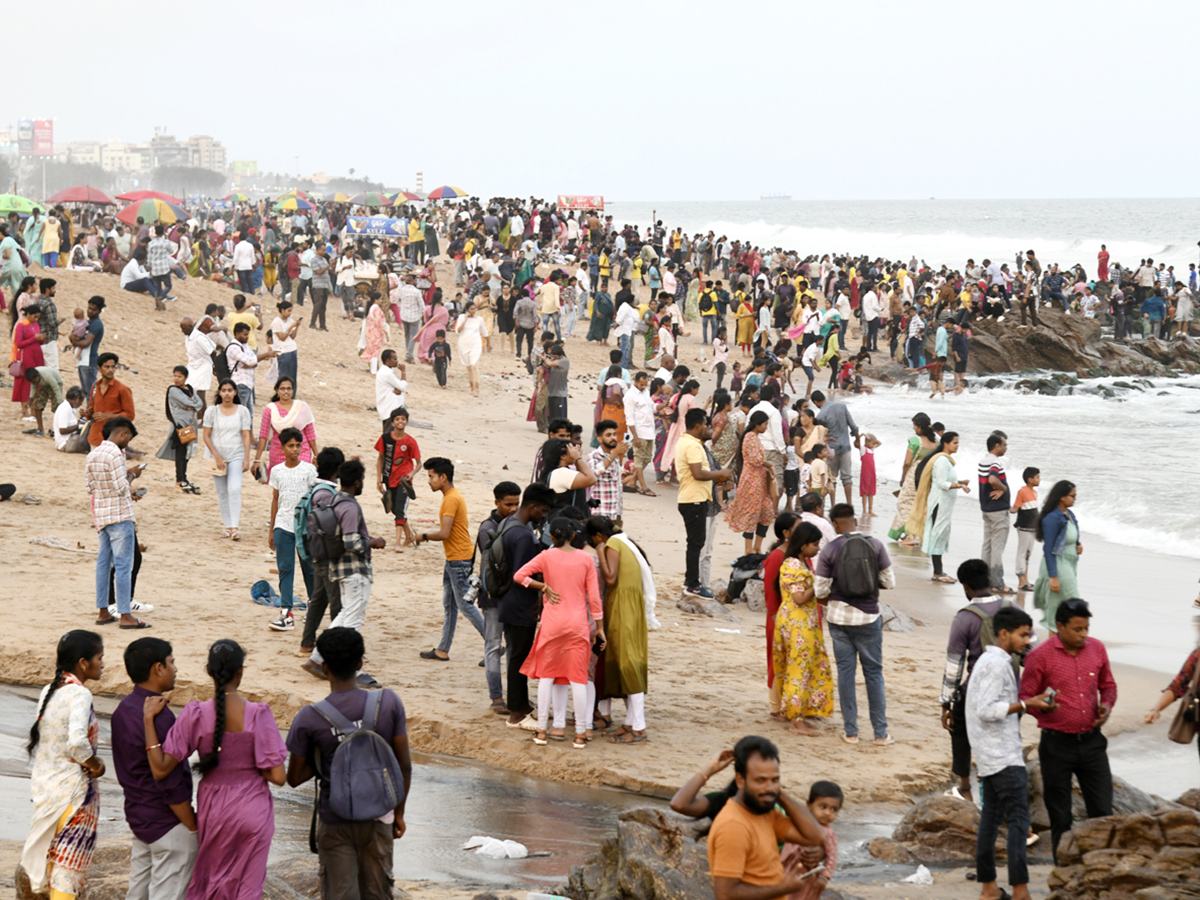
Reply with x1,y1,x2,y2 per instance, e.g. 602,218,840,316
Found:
1047,807,1200,900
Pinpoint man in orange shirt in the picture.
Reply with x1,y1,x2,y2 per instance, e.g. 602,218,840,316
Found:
86,353,135,448
707,736,826,900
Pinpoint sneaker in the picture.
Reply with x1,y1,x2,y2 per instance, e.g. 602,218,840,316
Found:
269,612,295,632
109,600,155,615
685,585,714,599
944,785,967,801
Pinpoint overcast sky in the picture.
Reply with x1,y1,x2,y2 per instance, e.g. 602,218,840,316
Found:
5,0,1198,201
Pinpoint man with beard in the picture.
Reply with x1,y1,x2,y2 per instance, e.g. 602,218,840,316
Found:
708,735,826,900
586,419,629,525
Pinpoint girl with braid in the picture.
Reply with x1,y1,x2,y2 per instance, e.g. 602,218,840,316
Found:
22,630,106,900
143,640,287,900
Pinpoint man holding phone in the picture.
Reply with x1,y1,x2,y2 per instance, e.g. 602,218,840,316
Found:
586,420,628,526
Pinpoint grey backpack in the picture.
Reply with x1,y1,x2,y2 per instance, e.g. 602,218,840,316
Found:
310,691,403,822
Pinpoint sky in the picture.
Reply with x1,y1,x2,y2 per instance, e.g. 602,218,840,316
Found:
5,0,1199,201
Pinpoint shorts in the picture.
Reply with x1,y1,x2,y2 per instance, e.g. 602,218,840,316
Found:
632,436,654,469
31,381,56,411
387,484,411,525
829,451,853,486
954,360,967,374
784,469,800,497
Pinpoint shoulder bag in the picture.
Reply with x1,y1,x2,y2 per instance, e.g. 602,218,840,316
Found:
1168,656,1200,745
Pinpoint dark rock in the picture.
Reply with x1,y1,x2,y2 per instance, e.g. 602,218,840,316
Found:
1148,846,1200,874
1072,817,1120,853
867,837,916,863
1133,887,1200,900
1177,789,1200,812
677,595,739,621
473,893,502,900
1116,812,1167,856
881,795,997,864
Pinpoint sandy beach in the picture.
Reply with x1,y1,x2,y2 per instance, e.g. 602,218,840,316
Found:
0,260,1188,814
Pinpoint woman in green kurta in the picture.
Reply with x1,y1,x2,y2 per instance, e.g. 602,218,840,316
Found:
1033,480,1082,630
586,518,649,745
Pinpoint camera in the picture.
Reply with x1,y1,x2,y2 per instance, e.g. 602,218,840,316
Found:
463,574,483,606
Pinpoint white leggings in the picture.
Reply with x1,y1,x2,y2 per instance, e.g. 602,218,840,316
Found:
212,462,245,527
537,679,589,735
597,692,647,731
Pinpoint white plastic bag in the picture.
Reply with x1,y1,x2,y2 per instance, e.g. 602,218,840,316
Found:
902,864,934,885
463,835,529,859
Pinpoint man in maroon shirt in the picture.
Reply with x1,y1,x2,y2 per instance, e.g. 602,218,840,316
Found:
1018,598,1117,862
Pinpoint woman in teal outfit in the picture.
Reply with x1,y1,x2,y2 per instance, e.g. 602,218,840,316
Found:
0,222,27,302
23,208,45,268
1033,480,1081,630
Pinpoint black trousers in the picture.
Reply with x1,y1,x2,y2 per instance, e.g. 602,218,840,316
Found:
949,694,971,778
548,396,567,421
1038,728,1113,863
678,501,707,589
174,442,189,483
300,565,342,650
516,327,535,357
433,357,448,386
311,288,329,329
503,623,537,715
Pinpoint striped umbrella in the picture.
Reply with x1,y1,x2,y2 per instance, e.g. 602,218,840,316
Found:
274,197,314,211
390,191,424,203
0,194,37,214
330,193,353,202
116,198,188,226
348,192,393,207
275,189,310,201
425,185,468,199
225,192,249,202
116,190,183,204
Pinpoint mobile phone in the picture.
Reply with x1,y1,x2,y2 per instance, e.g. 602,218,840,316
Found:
1044,688,1057,704
133,488,148,498
795,867,823,881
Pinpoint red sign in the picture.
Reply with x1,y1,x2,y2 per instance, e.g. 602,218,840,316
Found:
32,119,53,155
557,194,604,210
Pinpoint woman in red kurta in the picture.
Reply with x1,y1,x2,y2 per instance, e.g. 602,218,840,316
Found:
11,306,46,413
516,518,606,749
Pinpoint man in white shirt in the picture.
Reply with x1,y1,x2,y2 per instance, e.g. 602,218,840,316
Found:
53,386,87,452
232,236,257,293
613,294,640,370
653,354,676,384
750,383,786,492
120,249,166,309
180,317,216,407
799,492,838,548
862,284,881,351
297,238,315,308
623,371,657,495
375,349,408,431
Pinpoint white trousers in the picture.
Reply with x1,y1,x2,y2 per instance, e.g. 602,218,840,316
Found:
212,462,245,527
597,692,646,731
310,573,371,666
537,679,589,734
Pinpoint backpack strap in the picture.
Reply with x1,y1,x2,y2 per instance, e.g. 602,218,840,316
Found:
308,698,357,735
362,689,383,732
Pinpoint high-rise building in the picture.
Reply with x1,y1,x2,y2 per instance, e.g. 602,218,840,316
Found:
186,135,226,173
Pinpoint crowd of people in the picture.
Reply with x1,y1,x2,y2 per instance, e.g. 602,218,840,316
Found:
9,193,1200,900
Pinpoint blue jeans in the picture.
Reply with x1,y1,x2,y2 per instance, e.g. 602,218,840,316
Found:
619,333,632,370
701,315,717,344
828,617,888,739
838,318,848,348
576,292,589,319
540,312,561,340
438,559,485,654
236,384,255,423
483,606,504,701
1048,290,1067,312
274,528,314,611
976,765,1030,886
78,365,97,397
96,520,136,614
124,278,165,299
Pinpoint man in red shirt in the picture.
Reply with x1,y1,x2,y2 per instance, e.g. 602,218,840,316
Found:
1018,598,1116,862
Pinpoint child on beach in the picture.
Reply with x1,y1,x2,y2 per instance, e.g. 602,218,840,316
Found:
799,450,813,497
710,328,729,390
728,361,743,397
1011,466,1041,592
431,329,451,388
859,434,880,516
783,440,801,511
70,308,88,365
808,443,830,509
780,780,843,900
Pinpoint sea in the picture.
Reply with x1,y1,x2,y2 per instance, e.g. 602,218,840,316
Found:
609,198,1200,674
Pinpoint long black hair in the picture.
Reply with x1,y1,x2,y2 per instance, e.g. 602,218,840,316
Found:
28,630,103,756
734,410,770,481
914,429,958,488
1036,480,1076,542
912,411,936,443
584,515,651,569
768,511,801,552
270,376,296,403
195,639,246,776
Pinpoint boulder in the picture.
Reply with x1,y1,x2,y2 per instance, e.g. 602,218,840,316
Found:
1177,788,1200,812
741,579,767,612
878,601,918,633
1028,760,1157,831
867,794,998,865
676,594,740,622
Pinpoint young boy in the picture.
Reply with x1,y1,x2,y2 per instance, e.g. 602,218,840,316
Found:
431,329,452,387
1011,467,1041,592
268,428,317,632
799,450,814,497
375,408,422,549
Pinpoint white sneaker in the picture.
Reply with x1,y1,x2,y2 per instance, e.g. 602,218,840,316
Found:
109,600,155,615
269,612,295,632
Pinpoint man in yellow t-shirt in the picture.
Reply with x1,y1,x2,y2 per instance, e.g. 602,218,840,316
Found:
415,457,484,661
674,408,731,597
226,294,262,350
707,735,826,900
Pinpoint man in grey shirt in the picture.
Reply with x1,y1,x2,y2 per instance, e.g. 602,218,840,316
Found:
811,390,860,506
543,343,571,421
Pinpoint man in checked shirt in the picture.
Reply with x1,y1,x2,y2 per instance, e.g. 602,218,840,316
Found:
1019,598,1116,862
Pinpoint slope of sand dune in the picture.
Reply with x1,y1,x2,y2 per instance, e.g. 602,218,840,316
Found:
0,263,1157,804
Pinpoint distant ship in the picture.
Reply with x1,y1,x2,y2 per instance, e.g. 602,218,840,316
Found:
760,192,791,201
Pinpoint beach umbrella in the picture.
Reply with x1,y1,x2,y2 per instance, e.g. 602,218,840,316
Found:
0,194,37,214
116,189,183,204
274,197,314,211
390,191,424,203
275,189,310,201
115,198,188,226
225,192,249,202
348,192,393,207
330,193,353,202
425,185,467,199
47,185,117,205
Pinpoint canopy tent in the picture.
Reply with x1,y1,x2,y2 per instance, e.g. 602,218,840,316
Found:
557,194,604,210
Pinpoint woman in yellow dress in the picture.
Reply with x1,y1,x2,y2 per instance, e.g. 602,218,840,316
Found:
773,522,834,735
734,292,756,354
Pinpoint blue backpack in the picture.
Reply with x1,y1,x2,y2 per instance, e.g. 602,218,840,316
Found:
310,691,403,822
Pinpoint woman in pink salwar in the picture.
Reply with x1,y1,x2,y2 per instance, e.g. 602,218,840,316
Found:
360,293,391,371
415,290,449,363
250,377,318,478
145,640,287,900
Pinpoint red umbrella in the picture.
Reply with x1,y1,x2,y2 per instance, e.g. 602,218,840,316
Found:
47,185,117,205
115,190,183,204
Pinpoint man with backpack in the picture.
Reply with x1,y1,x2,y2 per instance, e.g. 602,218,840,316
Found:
302,460,386,688
813,503,896,745
939,558,1014,802
494,484,556,728
698,281,720,345
286,627,411,900
474,481,523,713
296,447,345,660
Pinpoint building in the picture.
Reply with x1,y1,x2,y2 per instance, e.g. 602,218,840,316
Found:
186,135,226,174
55,141,103,166
101,140,153,174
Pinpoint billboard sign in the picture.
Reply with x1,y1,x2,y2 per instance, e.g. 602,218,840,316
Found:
232,160,257,176
33,120,53,155
345,216,406,237
17,119,33,153
557,194,604,210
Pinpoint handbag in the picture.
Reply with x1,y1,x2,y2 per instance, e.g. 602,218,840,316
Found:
8,358,22,378
1168,658,1200,745
175,425,197,445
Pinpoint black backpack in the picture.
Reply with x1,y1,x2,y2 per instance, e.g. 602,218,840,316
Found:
836,534,880,598
699,291,715,313
481,517,524,598
305,491,353,562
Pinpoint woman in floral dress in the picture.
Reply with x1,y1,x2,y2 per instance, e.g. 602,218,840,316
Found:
724,411,778,554
773,522,834,735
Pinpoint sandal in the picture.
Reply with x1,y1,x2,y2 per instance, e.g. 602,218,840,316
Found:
932,575,957,584
638,488,657,497
593,714,613,731
573,734,588,749
609,730,648,744
547,728,567,742
119,619,153,630
532,731,548,746
491,699,510,715
229,528,240,542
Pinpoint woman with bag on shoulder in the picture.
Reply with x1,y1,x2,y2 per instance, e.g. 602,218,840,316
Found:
156,365,204,494
1145,645,1200,754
